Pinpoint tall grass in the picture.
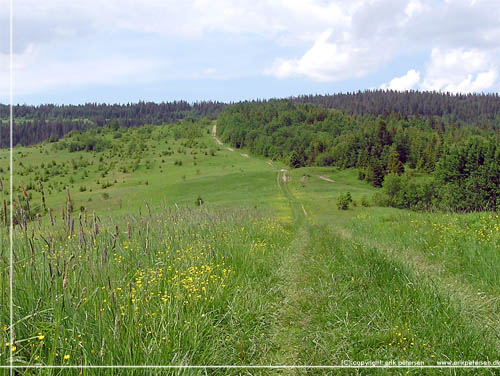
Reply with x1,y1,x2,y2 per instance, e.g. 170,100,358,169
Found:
0,204,291,371
267,224,499,375
349,211,500,296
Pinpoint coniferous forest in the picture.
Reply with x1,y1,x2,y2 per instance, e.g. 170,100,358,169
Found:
216,95,500,212
0,101,225,147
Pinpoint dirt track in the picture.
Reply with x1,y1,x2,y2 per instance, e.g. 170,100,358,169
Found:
212,124,223,145
317,175,335,183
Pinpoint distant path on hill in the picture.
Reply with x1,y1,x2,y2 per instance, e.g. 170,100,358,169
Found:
317,175,335,183
212,123,223,145
212,123,265,161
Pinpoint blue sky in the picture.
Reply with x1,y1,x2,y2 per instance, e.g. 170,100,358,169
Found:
1,0,499,104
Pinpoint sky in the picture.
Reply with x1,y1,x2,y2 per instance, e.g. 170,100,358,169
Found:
1,0,499,105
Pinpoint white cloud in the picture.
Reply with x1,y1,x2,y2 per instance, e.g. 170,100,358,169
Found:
420,48,498,93
380,69,421,91
266,29,384,82
3,0,500,99
0,46,161,97
5,0,354,51
404,0,423,18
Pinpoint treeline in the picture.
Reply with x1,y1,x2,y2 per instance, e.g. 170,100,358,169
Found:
380,137,500,212
217,100,500,212
291,90,500,130
4,90,500,148
0,101,225,147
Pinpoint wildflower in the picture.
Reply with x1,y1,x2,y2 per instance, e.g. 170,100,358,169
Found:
37,333,45,340
63,354,70,360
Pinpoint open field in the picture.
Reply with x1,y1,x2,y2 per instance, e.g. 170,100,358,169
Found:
1,121,499,375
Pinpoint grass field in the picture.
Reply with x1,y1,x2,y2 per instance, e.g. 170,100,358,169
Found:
1,121,499,375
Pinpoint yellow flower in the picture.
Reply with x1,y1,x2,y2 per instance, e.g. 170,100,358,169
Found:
63,354,70,360
11,345,17,352
37,333,45,340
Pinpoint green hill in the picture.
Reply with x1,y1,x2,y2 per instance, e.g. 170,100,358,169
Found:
1,118,499,371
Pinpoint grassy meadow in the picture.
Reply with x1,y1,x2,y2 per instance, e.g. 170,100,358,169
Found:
0,121,499,374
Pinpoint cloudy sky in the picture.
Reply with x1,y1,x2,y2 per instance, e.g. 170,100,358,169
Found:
1,0,499,104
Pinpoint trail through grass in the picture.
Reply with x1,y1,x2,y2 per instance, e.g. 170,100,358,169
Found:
1,122,499,374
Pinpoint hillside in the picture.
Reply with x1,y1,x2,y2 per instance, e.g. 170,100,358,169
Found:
218,100,500,211
1,119,499,370
3,90,500,148
0,101,225,148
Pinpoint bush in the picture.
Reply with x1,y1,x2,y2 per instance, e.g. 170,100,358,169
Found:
360,195,370,207
372,192,390,207
381,173,438,210
434,137,500,212
102,192,110,200
336,192,352,210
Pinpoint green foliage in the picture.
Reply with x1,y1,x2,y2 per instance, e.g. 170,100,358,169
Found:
67,134,112,153
365,159,384,187
386,147,404,175
360,194,370,207
381,173,438,210
434,137,500,212
336,191,352,210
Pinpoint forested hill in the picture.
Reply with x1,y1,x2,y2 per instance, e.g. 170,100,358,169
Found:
0,101,225,147
291,90,500,129
217,99,500,211
3,91,500,148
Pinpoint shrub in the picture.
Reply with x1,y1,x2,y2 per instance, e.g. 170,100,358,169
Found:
336,192,352,210
360,195,370,207
434,137,500,212
372,192,390,207
381,173,438,210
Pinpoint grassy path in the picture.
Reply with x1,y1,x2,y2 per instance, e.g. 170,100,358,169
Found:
267,166,318,366
212,125,315,366
211,124,500,372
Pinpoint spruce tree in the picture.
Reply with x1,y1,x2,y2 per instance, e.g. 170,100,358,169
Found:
387,148,404,175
